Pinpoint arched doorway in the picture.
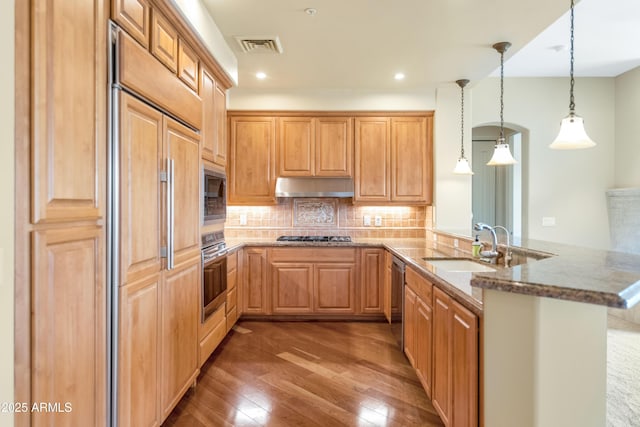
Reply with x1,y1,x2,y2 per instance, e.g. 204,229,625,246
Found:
471,124,528,240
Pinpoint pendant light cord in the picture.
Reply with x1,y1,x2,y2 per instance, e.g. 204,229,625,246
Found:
569,0,575,113
500,47,505,140
460,83,465,157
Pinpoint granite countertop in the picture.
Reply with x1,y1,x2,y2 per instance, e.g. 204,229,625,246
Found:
225,236,640,314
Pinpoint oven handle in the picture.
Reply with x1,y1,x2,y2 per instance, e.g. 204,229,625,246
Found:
202,249,227,265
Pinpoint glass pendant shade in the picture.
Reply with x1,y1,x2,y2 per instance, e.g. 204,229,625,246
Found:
550,113,596,150
453,157,473,174
487,138,517,165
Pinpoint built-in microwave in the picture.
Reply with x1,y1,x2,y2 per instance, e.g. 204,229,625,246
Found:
202,168,226,225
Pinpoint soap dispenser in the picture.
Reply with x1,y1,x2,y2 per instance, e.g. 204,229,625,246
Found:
472,235,482,257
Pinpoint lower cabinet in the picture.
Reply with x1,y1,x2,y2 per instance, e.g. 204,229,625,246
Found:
242,247,270,314
432,286,479,427
119,257,199,426
360,248,385,313
314,263,356,313
272,263,314,314
226,249,240,331
404,268,478,427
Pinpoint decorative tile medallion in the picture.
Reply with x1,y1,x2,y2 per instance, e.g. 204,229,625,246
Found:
293,198,337,227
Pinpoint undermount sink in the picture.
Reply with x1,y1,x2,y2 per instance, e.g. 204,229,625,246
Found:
422,258,496,273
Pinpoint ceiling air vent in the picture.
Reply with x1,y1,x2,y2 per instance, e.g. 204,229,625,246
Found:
234,36,284,54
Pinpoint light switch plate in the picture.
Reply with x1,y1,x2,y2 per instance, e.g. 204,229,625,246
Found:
363,215,371,226
374,216,382,226
240,214,247,226
542,216,556,227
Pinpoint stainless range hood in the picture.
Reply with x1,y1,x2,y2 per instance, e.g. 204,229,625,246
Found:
275,177,354,198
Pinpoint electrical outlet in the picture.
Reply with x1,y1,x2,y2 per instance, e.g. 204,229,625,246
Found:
239,214,247,225
454,238,459,248
374,216,382,226
363,215,371,226
542,217,556,227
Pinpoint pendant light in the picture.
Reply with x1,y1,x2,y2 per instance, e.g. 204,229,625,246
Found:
487,42,517,166
550,0,596,149
453,79,473,175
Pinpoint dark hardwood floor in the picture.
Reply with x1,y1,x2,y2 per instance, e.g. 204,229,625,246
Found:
164,321,444,427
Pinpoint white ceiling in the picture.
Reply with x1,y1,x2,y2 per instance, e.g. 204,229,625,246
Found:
201,0,640,92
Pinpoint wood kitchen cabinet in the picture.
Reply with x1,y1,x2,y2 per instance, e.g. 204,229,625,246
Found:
404,285,417,367
178,39,199,92
228,117,277,204
360,248,385,313
20,0,108,424
266,247,357,316
201,67,227,167
150,8,178,73
242,248,270,314
354,117,391,201
432,286,478,427
226,249,239,331
160,259,200,420
278,116,353,177
272,263,314,313
112,0,151,48
354,115,433,203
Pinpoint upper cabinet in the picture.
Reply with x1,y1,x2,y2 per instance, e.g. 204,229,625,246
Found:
355,115,432,204
177,39,199,92
227,111,432,205
112,0,151,48
201,67,227,168
228,116,277,205
150,9,178,73
278,117,353,177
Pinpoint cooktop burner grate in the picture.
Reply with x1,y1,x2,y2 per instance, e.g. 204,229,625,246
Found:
276,235,352,242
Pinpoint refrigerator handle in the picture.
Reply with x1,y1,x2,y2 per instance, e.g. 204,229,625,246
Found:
167,158,175,270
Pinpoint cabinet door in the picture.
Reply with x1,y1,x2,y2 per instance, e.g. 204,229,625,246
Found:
272,263,314,314
416,297,433,399
354,118,391,201
165,117,200,266
228,117,277,204
32,227,106,426
433,287,452,426
32,0,105,223
112,0,150,47
200,68,216,163
383,251,392,323
360,248,384,313
403,285,417,367
118,275,160,427
279,117,314,176
451,301,479,427
391,117,430,203
315,117,353,177
242,248,269,314
160,260,200,419
314,263,356,314
213,83,227,167
150,9,178,73
119,93,163,286
177,39,199,92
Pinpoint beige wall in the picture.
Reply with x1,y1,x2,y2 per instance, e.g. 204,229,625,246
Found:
615,66,640,188
1,0,15,424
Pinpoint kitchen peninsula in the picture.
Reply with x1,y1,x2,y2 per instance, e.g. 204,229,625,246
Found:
224,232,640,427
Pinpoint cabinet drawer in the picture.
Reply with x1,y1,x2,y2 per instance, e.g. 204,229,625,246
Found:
226,306,238,332
406,266,432,306
227,250,238,272
270,247,357,262
198,310,226,367
226,286,237,312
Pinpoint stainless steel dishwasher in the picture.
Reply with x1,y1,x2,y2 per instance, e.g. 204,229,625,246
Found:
390,256,405,350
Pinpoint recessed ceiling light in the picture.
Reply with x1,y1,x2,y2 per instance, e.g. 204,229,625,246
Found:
305,8,317,16
256,72,267,80
394,73,405,80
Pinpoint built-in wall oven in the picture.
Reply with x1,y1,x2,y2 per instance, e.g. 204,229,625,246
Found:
201,232,227,322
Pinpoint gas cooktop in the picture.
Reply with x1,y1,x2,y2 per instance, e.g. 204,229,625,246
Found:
276,235,352,243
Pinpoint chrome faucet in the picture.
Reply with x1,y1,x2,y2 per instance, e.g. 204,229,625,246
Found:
473,223,499,260
473,223,512,267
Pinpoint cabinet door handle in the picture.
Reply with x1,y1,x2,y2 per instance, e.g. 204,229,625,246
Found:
167,158,175,270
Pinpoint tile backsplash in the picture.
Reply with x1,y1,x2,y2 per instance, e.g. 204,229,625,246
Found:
225,198,432,239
